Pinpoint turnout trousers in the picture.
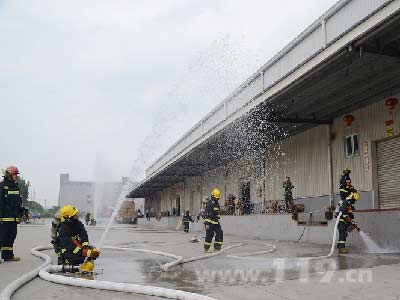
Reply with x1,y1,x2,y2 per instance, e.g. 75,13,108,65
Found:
204,223,223,251
337,221,348,249
0,221,18,259
183,221,190,233
60,252,85,266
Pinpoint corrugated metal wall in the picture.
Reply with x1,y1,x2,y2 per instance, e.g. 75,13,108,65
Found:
263,96,399,201
331,96,400,192
202,167,225,201
183,176,202,213
156,95,399,210
264,125,330,200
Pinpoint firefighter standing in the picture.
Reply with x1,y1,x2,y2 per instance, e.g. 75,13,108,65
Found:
0,166,23,262
182,210,194,233
339,168,352,200
204,188,223,253
283,176,294,212
85,212,90,226
337,192,360,254
56,205,99,266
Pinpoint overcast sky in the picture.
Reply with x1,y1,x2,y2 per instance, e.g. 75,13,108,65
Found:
0,0,338,206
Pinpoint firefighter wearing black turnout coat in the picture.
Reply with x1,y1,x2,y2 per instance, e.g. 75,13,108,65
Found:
204,188,223,252
0,166,23,262
339,168,351,200
337,191,360,254
56,205,99,266
182,211,194,233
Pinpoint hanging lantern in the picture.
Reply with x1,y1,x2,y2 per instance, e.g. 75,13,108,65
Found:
343,114,354,126
385,97,398,110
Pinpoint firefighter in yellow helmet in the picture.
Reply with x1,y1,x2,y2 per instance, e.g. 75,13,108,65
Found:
339,168,352,201
337,191,360,254
204,188,223,253
55,205,100,267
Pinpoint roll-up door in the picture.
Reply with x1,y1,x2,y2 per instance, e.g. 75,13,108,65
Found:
376,136,400,208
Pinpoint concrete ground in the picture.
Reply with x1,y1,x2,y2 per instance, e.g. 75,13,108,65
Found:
1,221,400,300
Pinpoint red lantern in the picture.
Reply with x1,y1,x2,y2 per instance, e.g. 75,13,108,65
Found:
343,114,354,126
386,97,398,110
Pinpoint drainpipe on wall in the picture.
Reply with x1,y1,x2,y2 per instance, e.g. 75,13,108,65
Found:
327,123,334,209
182,179,185,215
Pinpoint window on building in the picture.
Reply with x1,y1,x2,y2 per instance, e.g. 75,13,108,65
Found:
345,134,359,158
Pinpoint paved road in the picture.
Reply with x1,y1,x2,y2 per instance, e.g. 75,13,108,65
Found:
1,222,400,300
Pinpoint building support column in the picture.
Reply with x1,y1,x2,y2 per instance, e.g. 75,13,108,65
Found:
327,123,334,209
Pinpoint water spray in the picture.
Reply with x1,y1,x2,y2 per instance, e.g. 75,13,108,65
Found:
97,180,136,249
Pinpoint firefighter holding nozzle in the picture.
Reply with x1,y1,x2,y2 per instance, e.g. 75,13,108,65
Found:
337,191,360,254
54,205,100,273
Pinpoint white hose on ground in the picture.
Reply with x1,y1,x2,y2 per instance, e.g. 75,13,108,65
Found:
0,245,53,300
35,246,217,300
103,246,184,271
1,246,218,300
104,244,242,272
39,265,216,300
103,246,183,260
162,243,242,272
226,243,276,259
225,213,342,261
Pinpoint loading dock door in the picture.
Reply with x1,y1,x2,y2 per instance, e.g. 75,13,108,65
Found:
377,136,400,208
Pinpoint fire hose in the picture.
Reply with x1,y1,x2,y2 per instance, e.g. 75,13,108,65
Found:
1,215,343,300
1,244,244,300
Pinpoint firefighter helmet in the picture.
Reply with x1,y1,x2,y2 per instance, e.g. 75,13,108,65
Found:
211,188,221,199
343,167,351,174
60,205,79,222
5,166,20,176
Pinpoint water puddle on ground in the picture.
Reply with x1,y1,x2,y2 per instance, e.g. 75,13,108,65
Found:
89,248,400,292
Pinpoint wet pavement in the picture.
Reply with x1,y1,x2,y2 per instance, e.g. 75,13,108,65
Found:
3,222,400,300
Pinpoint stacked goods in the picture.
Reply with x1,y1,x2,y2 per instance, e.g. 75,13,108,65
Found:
293,203,305,212
117,199,138,224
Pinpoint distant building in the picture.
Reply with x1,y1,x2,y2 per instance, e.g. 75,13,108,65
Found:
58,174,141,217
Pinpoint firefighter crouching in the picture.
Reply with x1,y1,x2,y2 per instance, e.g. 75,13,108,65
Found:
337,192,360,254
182,210,194,233
0,166,23,262
55,205,100,270
204,188,223,253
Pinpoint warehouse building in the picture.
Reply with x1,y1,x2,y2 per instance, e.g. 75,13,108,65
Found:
128,0,400,247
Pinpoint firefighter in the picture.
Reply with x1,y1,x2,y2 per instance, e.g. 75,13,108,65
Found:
182,210,194,233
85,212,90,226
337,191,360,254
283,176,294,212
339,168,351,200
0,166,23,262
56,205,100,266
204,188,223,253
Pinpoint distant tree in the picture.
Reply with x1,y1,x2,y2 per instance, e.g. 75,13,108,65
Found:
25,201,44,214
17,177,30,205
44,206,60,218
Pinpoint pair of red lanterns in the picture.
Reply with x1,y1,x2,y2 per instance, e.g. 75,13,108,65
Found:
343,97,398,126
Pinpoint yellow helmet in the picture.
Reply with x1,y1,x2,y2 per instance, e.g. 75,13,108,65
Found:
60,205,79,222
211,188,221,199
343,167,351,174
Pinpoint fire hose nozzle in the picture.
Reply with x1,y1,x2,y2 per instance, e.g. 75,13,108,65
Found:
61,265,80,273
